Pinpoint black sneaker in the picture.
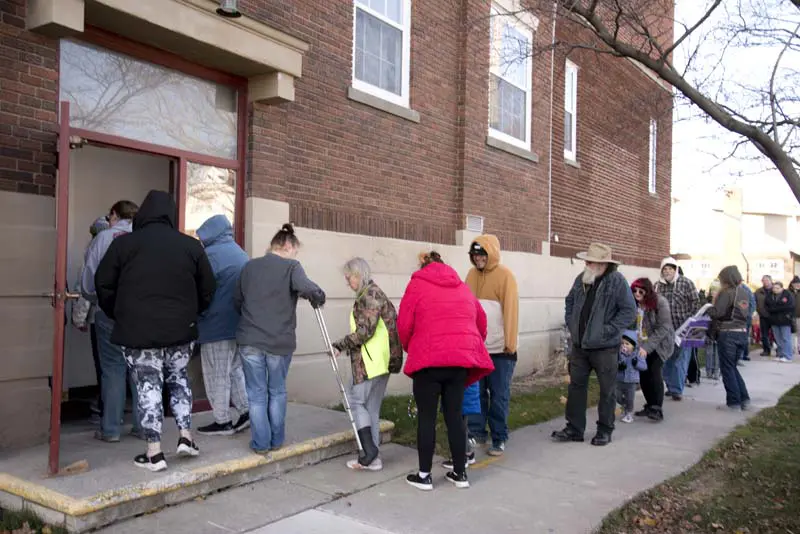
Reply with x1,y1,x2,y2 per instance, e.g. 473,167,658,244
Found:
134,452,167,472
634,407,651,417
233,413,250,433
445,471,470,489
442,452,476,470
590,431,612,446
551,428,584,442
177,437,200,457
406,473,433,491
647,408,664,421
671,394,683,401
197,421,234,436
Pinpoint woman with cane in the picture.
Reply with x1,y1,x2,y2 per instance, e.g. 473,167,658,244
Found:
398,251,494,490
332,258,403,471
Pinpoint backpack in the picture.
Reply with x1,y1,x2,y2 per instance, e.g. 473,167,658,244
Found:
730,286,751,324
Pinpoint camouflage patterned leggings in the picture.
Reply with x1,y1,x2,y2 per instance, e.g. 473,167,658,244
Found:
123,343,194,443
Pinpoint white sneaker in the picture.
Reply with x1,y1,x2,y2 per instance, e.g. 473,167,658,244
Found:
346,457,383,471
621,412,634,424
779,357,792,363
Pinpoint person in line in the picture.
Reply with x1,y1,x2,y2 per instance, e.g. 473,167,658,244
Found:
765,281,795,363
399,251,494,491
552,243,635,447
789,276,800,356
737,280,756,363
332,257,403,471
655,257,699,401
703,282,720,379
96,191,216,471
441,380,481,470
755,275,774,356
630,278,674,422
464,235,519,457
195,215,251,436
616,330,647,423
235,224,326,453
707,266,751,410
72,215,110,420
81,200,142,443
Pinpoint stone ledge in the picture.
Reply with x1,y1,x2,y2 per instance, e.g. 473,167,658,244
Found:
486,136,539,163
347,87,421,123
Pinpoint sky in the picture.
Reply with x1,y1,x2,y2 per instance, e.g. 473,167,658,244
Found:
671,0,800,205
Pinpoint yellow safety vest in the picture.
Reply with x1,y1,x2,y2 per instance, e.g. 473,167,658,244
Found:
350,311,391,379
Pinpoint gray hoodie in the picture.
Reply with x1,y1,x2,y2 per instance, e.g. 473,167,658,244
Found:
79,220,133,303
234,253,323,355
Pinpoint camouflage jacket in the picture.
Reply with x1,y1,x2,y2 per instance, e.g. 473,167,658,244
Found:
332,281,403,384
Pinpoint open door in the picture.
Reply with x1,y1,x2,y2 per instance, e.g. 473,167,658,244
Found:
48,101,79,475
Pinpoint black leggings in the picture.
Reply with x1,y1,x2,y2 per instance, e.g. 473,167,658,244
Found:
413,367,468,474
639,352,664,410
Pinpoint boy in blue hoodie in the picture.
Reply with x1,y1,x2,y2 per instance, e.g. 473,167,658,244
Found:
442,381,481,470
617,330,647,423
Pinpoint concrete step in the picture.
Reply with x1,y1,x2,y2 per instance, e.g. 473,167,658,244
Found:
0,404,393,533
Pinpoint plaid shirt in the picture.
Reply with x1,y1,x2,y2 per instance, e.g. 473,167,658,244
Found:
655,276,699,329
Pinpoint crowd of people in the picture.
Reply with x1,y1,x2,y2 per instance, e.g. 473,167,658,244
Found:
72,193,782,488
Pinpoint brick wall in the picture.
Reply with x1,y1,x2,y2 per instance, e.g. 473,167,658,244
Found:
0,0,58,196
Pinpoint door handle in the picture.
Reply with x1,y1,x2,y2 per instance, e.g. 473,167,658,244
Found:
43,291,81,301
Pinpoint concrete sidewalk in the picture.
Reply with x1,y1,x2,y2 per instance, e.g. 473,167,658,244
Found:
104,357,800,534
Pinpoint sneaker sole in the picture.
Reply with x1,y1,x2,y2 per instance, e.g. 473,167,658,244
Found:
447,477,470,489
347,460,383,471
177,444,200,457
234,421,251,433
487,450,504,457
442,457,477,470
197,429,235,436
135,459,167,472
406,479,433,491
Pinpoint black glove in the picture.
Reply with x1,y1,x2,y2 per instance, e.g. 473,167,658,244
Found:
618,361,627,371
309,289,326,309
631,357,639,368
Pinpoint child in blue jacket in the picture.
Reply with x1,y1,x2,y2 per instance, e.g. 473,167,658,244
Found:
618,330,647,423
442,381,481,469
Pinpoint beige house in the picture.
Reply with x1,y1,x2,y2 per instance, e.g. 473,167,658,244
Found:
671,186,800,291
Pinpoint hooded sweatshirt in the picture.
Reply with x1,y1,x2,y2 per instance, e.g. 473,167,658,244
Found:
95,190,216,348
654,257,699,330
398,262,494,385
196,215,250,344
465,235,520,357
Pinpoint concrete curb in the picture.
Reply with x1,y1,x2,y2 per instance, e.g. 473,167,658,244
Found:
0,420,394,532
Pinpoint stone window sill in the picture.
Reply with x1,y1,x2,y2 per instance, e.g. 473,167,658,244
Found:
565,158,581,169
347,86,420,123
485,136,539,163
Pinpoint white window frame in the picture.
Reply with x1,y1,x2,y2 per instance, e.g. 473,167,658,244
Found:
351,0,412,108
648,118,657,195
563,60,578,161
487,0,537,151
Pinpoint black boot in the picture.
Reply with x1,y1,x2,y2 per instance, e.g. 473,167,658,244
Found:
357,427,379,467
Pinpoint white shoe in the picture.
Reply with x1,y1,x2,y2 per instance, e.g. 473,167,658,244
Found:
621,413,634,424
779,357,792,363
346,457,383,471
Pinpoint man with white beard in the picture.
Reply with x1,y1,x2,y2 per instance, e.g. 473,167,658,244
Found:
552,243,636,447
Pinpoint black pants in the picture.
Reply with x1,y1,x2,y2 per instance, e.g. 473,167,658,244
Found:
760,316,772,353
566,347,617,435
413,367,467,474
90,324,103,412
639,352,664,411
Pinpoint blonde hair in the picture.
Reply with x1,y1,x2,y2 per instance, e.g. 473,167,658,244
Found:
418,251,444,268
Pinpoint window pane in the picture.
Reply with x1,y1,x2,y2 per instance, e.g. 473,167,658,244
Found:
489,75,526,141
499,24,529,89
355,9,403,95
369,0,386,17
184,163,236,238
564,110,573,152
385,0,403,23
60,40,238,159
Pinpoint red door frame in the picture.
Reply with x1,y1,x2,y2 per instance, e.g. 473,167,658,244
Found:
49,29,249,474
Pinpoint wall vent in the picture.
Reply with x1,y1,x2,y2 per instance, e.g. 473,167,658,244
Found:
466,214,484,233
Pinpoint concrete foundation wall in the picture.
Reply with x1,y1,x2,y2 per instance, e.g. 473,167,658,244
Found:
246,197,660,406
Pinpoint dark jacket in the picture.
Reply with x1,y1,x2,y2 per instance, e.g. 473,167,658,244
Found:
196,215,250,344
565,268,636,351
638,295,675,361
790,287,800,318
708,285,751,333
766,289,795,327
755,287,770,318
95,191,216,348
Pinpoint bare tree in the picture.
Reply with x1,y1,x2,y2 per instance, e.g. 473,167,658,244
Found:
491,0,800,199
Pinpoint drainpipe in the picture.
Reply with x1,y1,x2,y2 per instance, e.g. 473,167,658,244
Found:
546,0,557,246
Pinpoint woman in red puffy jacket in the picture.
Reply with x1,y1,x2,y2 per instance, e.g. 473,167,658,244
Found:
398,251,494,491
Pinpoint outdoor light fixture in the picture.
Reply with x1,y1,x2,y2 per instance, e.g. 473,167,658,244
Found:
216,0,242,18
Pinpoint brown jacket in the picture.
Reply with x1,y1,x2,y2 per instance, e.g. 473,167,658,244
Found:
465,235,519,354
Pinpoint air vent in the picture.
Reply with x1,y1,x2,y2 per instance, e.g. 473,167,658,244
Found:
466,214,484,233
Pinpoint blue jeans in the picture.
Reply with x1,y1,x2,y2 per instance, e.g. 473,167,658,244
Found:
663,344,691,395
467,355,516,444
239,346,292,451
94,310,139,438
717,331,750,407
771,325,793,360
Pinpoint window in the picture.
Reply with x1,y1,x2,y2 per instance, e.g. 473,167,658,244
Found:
352,0,411,107
648,118,657,195
564,60,578,160
488,2,534,150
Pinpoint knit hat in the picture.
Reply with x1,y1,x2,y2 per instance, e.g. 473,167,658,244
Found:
621,330,637,347
469,242,488,256
89,216,110,237
792,276,800,285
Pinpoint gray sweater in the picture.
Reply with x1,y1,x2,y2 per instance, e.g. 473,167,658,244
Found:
234,253,323,355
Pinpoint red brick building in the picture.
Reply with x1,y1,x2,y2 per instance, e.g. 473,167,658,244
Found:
0,0,671,454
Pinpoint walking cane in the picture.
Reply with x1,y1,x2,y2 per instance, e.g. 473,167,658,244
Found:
313,306,364,452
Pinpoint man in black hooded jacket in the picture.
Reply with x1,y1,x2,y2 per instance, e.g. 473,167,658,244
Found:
95,190,216,472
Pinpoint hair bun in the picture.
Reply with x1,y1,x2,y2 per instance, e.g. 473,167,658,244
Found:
281,223,295,235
